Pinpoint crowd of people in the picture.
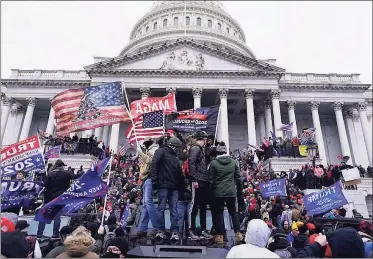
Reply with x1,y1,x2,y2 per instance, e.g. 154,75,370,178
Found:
1,129,372,258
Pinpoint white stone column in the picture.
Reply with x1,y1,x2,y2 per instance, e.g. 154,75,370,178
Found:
94,127,103,140
264,101,273,138
245,89,256,146
258,108,266,142
332,102,352,162
192,87,202,109
102,125,110,146
45,98,55,135
286,100,298,137
270,89,283,138
109,124,120,154
140,87,150,100
351,110,370,167
356,101,372,166
309,101,327,164
19,98,37,141
217,88,230,151
1,95,13,141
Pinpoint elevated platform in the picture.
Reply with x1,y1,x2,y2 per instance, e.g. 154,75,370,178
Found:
48,154,96,170
262,157,323,172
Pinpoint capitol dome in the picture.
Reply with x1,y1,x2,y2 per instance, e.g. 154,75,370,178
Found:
118,1,256,58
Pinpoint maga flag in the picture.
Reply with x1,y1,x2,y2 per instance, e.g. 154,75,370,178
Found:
34,157,111,223
166,105,219,135
52,82,130,137
129,93,177,119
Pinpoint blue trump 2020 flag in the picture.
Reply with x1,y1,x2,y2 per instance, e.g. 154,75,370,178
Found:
1,180,44,210
259,178,287,199
303,181,348,216
35,157,111,223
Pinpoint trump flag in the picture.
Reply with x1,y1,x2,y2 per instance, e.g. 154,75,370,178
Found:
1,180,44,209
52,82,130,136
1,135,45,180
34,157,111,223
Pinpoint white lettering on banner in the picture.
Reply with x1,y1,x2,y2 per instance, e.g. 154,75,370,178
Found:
88,185,103,193
67,181,83,192
174,119,207,124
307,186,337,203
135,100,170,115
65,191,88,197
1,141,37,161
1,181,42,193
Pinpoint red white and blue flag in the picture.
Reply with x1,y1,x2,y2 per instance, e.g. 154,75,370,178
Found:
44,145,61,159
52,82,130,137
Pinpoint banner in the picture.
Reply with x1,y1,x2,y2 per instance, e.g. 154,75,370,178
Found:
1,135,45,180
130,93,177,119
299,145,308,157
120,204,130,229
1,180,44,209
34,158,111,223
303,181,348,216
259,178,287,198
52,82,130,136
166,105,219,135
44,145,61,159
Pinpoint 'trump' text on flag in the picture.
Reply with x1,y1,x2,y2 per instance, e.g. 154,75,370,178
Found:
52,82,130,136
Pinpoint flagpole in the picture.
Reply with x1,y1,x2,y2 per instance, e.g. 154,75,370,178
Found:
121,81,140,148
101,156,113,225
213,105,221,146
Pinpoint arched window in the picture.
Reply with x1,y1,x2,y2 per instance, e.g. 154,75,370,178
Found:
154,22,158,30
186,16,190,25
163,19,168,28
226,27,230,34
146,26,149,32
218,23,221,30
208,19,212,28
197,17,201,26
174,17,179,26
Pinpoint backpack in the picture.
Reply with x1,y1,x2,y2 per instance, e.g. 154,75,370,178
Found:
103,225,116,252
25,236,37,258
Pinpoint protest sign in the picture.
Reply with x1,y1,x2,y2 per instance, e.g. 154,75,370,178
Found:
259,178,287,198
303,181,348,216
342,167,361,185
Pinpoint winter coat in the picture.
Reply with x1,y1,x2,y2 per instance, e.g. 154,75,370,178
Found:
327,227,365,258
150,146,183,190
188,145,209,183
226,219,279,258
44,166,83,203
209,154,242,198
138,143,158,181
179,174,193,202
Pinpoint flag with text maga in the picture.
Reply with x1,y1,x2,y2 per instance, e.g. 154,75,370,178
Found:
1,135,45,180
52,82,130,136
34,158,110,223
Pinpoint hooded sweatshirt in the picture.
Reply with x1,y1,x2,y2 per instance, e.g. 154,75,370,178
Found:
226,219,279,258
327,227,365,258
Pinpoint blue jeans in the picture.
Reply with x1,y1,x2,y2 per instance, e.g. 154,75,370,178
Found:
139,179,159,232
177,201,192,233
157,188,179,233
37,213,61,237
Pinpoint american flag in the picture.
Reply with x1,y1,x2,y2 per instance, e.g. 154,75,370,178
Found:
301,128,316,138
118,145,126,156
126,111,164,145
51,82,130,136
277,122,294,132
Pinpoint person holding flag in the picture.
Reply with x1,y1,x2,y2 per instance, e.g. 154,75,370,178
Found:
36,159,84,238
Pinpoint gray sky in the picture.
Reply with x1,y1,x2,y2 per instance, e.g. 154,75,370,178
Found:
2,1,372,83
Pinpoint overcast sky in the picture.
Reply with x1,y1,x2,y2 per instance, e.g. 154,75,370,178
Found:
2,1,372,83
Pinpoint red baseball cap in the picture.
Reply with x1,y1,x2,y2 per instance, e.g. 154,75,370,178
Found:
167,130,175,134
1,217,15,233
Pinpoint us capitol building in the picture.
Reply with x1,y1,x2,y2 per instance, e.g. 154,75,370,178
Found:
1,1,372,183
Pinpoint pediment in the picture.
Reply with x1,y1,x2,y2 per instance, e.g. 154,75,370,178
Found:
84,39,285,73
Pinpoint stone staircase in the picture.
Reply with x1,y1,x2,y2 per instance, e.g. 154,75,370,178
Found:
262,157,323,172
48,154,96,170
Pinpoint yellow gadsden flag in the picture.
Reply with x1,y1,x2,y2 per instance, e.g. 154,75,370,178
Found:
299,145,308,157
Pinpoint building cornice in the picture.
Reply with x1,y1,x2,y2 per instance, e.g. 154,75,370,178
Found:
279,83,371,92
1,79,91,88
86,69,283,79
85,38,284,73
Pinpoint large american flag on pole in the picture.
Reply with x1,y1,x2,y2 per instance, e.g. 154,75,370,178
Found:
52,82,130,136
126,111,164,145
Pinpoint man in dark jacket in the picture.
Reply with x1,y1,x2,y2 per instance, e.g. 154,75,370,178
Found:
37,159,83,238
150,137,184,240
209,142,243,245
188,131,212,239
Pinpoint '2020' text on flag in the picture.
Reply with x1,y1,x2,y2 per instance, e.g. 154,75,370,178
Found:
52,82,130,136
34,157,111,223
126,111,164,145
